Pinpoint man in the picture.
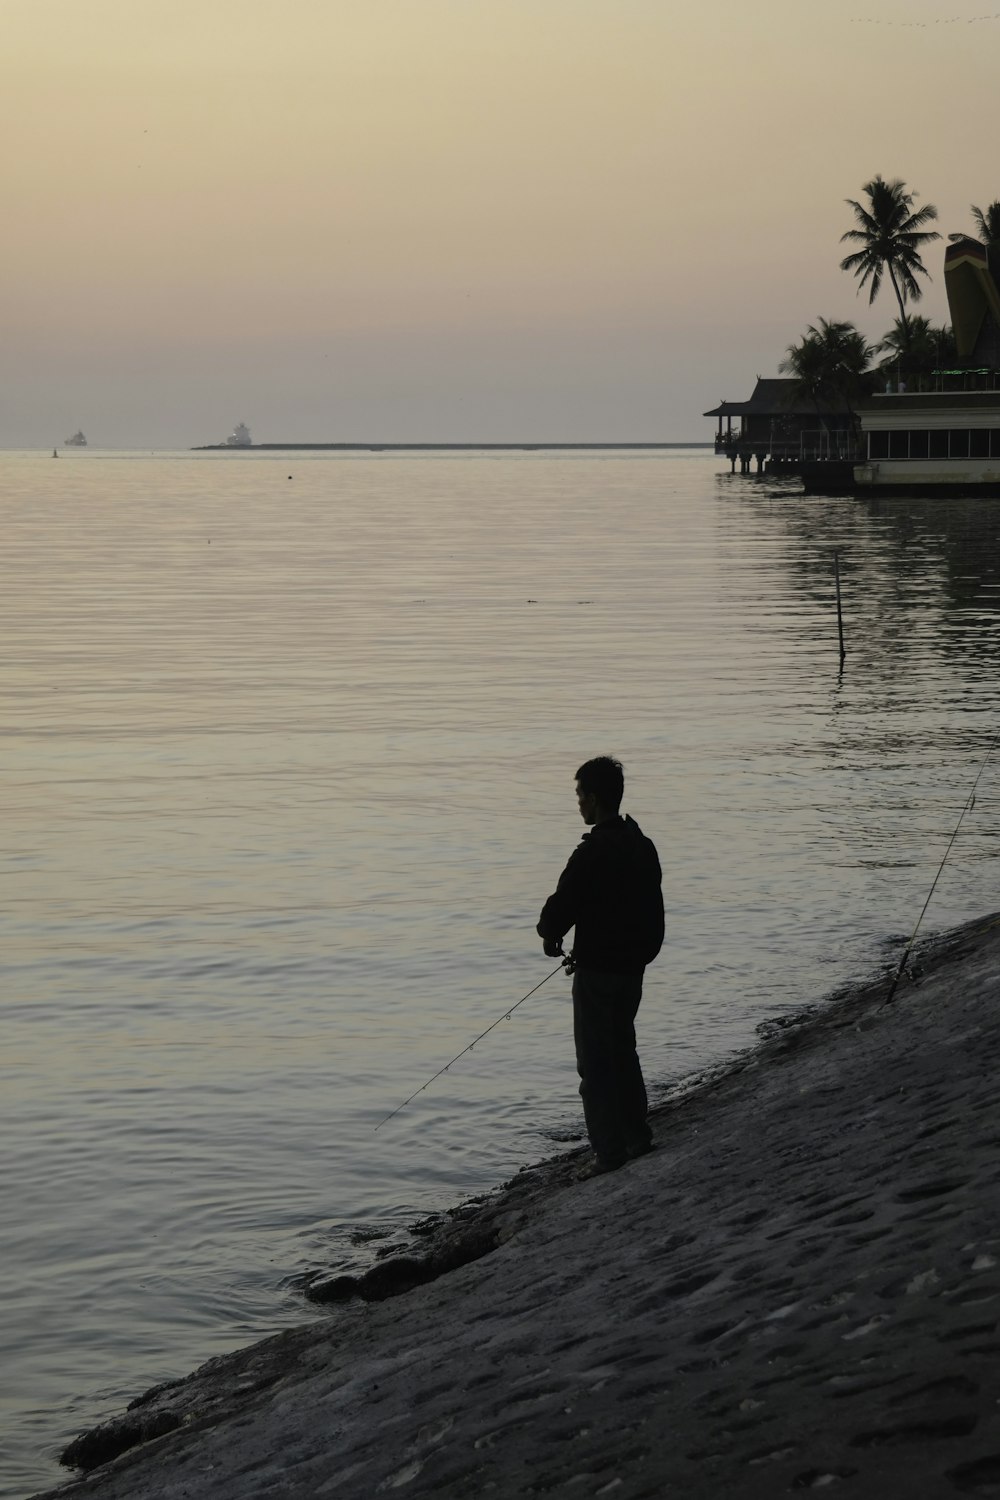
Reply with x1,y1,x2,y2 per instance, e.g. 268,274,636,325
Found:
537,757,664,1176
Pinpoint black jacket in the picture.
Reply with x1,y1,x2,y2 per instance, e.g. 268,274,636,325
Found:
537,814,664,975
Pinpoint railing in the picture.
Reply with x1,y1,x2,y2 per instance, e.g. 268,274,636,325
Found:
912,369,1000,393
715,431,861,462
797,430,862,462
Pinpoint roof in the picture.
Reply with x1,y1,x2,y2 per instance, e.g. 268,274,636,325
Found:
703,378,845,419
944,237,1000,358
857,390,1000,413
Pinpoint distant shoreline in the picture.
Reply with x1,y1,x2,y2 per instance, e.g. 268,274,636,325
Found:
191,441,714,452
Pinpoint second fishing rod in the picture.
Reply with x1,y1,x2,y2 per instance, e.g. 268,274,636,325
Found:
884,721,1000,1005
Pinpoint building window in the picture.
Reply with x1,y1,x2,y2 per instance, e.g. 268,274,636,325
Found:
867,428,1000,459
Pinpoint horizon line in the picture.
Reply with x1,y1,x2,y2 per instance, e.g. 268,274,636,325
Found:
192,440,713,452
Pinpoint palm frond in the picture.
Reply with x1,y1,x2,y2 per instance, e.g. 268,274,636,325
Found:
840,175,939,334
971,201,1000,245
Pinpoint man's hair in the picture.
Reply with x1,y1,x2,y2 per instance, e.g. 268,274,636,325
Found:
576,756,625,811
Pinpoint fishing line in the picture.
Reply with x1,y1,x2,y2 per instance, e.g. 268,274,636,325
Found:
373,957,571,1131
884,725,1000,1004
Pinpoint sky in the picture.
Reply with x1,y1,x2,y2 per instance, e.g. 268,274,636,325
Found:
2,0,999,447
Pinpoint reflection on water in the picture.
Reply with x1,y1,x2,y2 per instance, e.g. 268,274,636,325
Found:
3,450,1000,1496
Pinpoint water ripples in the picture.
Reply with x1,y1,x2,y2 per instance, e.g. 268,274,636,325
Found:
4,451,1000,1494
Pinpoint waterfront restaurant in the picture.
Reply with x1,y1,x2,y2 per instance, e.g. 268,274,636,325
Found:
800,238,1000,495
704,378,858,474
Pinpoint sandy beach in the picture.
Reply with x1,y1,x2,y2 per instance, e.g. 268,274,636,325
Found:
32,913,1000,1499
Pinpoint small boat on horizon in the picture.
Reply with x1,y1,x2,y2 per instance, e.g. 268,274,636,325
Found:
64,430,87,447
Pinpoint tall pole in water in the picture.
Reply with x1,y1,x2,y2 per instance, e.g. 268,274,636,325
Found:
834,551,846,664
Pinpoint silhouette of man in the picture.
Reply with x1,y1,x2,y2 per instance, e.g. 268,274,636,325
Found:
537,757,664,1176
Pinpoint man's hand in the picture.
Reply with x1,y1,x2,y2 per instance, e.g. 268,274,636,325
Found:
542,936,564,959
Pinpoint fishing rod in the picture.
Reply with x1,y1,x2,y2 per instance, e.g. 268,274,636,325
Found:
373,956,571,1131
884,724,1000,1005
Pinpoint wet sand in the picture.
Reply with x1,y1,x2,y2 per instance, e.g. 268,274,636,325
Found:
33,914,1000,1498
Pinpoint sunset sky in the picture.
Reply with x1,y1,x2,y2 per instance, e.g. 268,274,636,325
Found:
3,0,999,447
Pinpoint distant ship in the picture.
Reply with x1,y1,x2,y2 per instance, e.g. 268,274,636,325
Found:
64,430,87,447
224,422,252,447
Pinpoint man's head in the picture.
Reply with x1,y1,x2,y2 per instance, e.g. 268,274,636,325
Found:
575,756,624,825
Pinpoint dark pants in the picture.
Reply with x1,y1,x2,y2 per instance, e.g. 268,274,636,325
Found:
572,964,651,1166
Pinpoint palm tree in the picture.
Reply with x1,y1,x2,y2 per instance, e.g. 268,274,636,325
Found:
780,319,876,409
780,319,876,452
876,316,955,381
840,176,940,347
971,201,1000,246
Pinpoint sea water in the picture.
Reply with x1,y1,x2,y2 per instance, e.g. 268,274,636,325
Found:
4,448,1000,1497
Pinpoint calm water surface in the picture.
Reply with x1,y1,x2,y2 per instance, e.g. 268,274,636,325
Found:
4,449,1000,1496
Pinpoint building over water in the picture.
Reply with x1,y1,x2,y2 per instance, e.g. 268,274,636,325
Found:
816,238,1000,495
703,380,855,474
710,236,1000,490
